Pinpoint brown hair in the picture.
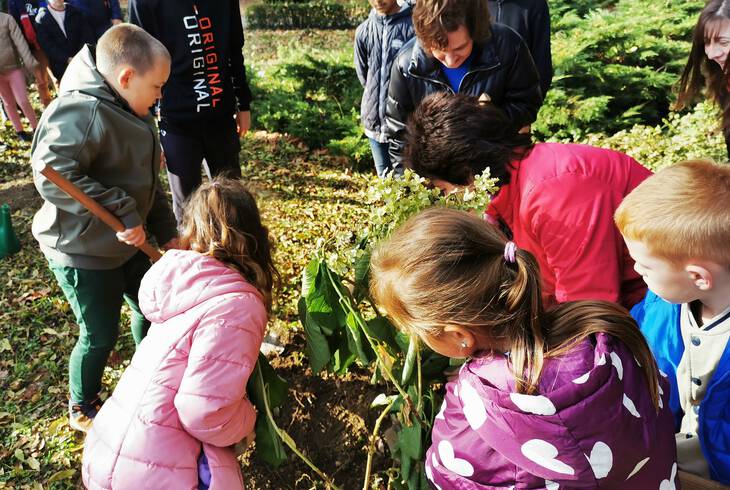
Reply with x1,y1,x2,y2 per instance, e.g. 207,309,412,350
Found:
412,0,492,51
96,23,170,75
615,159,730,268
405,92,532,185
370,208,660,408
676,0,730,139
178,178,279,311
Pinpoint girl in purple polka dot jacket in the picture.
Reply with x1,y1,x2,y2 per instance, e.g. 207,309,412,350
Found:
369,207,678,489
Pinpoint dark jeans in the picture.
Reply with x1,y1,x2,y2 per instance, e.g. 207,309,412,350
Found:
160,116,242,223
48,252,151,403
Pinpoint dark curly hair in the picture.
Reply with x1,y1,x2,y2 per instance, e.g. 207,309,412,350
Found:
404,92,533,186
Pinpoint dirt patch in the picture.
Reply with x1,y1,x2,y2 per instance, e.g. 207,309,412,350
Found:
0,177,41,211
243,334,391,489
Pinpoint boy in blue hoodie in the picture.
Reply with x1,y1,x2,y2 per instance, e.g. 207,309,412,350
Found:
615,160,730,484
355,0,414,177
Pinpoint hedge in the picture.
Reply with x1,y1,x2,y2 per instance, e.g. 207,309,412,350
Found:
245,1,369,30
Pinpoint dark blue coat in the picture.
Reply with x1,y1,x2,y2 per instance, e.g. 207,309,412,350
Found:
35,4,93,81
631,290,730,484
488,0,552,96
354,5,414,143
67,0,121,40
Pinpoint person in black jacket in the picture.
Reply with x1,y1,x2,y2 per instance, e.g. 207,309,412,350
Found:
488,0,552,96
35,0,94,82
129,0,252,223
385,0,542,171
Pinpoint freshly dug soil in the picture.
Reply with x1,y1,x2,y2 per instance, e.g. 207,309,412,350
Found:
243,334,391,489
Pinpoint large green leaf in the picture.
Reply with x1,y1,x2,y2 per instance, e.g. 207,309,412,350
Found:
363,316,399,351
345,311,372,365
255,353,288,409
331,333,357,374
247,357,288,468
301,258,320,298
398,419,422,461
299,297,332,373
352,247,372,301
302,261,346,336
400,337,418,385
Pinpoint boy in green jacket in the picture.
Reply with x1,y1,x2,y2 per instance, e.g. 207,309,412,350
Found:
31,24,177,432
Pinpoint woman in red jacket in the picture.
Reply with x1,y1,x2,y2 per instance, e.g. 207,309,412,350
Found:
405,92,650,308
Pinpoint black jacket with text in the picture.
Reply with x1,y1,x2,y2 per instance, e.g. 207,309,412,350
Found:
128,0,252,131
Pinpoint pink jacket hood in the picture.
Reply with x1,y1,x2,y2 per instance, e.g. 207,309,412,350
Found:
139,249,264,324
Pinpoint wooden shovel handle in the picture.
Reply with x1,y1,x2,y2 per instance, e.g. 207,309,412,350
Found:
39,165,162,262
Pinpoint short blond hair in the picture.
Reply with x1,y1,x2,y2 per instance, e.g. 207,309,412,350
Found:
96,23,170,75
615,160,730,267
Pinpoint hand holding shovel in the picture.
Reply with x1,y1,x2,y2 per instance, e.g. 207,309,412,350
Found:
39,165,162,261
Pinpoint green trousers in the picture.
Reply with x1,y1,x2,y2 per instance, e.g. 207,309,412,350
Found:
48,252,151,404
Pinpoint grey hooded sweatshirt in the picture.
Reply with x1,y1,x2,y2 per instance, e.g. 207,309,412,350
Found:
31,45,177,270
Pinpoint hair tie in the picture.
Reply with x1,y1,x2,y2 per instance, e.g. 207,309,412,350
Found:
503,241,517,263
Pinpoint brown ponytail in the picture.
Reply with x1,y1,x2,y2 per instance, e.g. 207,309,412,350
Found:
370,208,660,409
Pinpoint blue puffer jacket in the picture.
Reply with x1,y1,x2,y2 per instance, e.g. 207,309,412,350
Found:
354,5,414,143
67,0,122,40
631,290,730,484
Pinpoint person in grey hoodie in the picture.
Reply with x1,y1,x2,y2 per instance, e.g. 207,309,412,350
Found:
31,24,177,433
355,0,414,177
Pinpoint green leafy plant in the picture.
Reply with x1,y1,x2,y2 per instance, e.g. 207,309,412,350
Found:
583,101,727,170
296,170,497,488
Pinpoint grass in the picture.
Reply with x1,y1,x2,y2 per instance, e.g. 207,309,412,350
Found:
0,39,373,485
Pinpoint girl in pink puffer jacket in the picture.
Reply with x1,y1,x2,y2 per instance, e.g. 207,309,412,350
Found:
82,178,278,490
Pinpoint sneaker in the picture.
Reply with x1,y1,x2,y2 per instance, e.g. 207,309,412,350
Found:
68,396,103,432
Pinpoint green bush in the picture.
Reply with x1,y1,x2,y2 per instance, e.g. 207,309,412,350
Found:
246,1,369,30
583,101,727,171
535,0,701,141
250,50,374,169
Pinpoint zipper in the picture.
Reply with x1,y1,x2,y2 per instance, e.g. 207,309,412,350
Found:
408,71,454,94
147,123,157,213
457,62,500,93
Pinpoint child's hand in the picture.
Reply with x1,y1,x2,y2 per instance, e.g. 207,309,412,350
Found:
116,225,146,247
159,149,166,170
232,432,256,456
236,111,251,137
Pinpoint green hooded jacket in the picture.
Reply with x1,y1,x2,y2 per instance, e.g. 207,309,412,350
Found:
32,45,177,270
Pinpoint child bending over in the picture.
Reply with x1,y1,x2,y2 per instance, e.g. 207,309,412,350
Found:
82,179,278,490
370,208,677,489
31,24,176,432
